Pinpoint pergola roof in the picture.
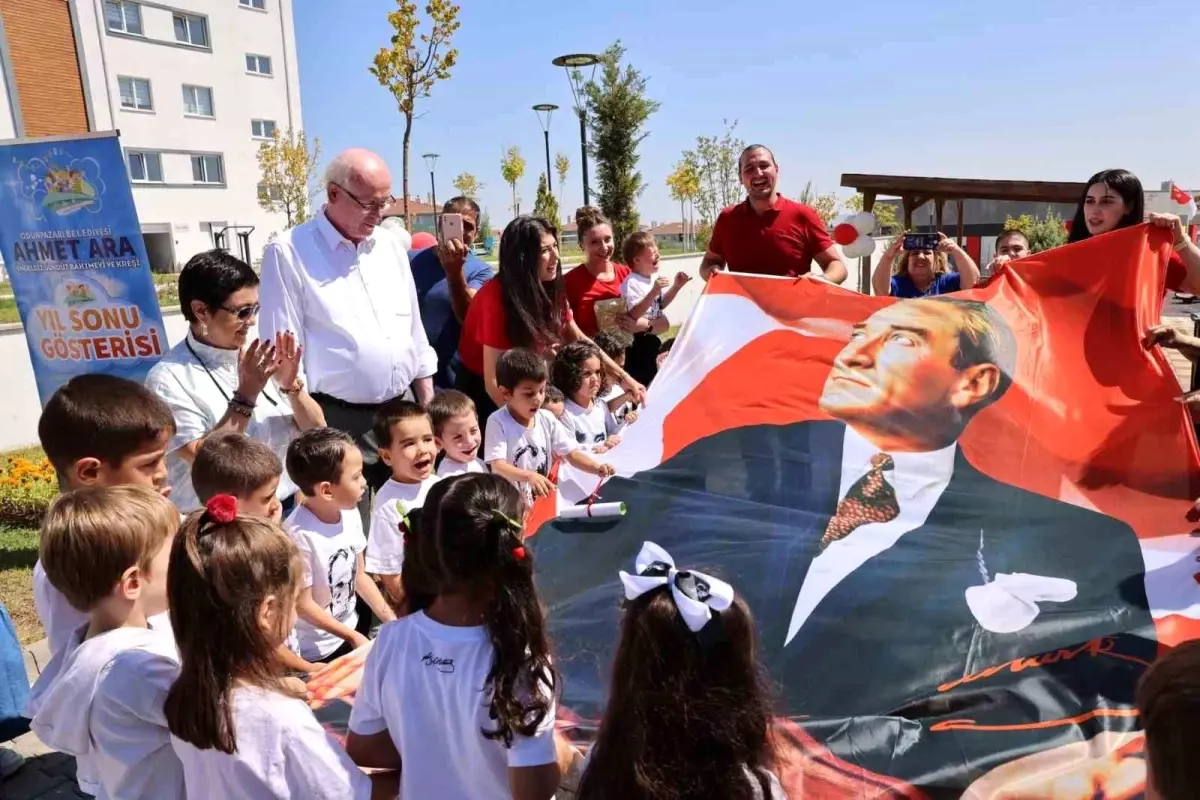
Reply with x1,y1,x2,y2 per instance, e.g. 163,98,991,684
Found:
841,174,1085,204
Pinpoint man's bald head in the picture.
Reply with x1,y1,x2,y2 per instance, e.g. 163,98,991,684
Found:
323,148,394,243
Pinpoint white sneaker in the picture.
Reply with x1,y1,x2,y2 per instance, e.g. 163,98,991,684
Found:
0,747,24,780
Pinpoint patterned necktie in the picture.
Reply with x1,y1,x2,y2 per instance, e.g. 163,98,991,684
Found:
819,453,900,552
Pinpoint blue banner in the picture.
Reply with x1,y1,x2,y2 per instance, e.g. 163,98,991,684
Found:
0,132,165,405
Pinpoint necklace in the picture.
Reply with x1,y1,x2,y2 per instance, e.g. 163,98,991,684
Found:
185,338,279,408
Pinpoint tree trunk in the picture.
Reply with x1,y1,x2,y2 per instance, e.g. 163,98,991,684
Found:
402,113,413,224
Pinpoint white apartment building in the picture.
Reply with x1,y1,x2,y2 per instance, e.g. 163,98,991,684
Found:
9,0,305,272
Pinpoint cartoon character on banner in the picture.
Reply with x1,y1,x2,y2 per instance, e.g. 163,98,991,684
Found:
832,212,877,260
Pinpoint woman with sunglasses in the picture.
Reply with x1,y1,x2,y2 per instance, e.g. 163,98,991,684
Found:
146,249,325,513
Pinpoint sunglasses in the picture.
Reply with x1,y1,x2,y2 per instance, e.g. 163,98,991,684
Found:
220,302,260,322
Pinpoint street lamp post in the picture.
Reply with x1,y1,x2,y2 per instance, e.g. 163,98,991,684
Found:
422,152,440,233
552,53,601,207
532,104,558,195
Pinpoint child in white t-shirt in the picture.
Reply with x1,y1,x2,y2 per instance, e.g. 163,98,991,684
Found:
430,390,487,477
569,541,786,800
26,486,184,800
165,498,373,799
365,399,441,612
191,431,319,675
543,385,567,421
554,341,623,453
285,429,396,664
483,348,614,508
592,330,640,430
347,473,561,800
620,231,690,386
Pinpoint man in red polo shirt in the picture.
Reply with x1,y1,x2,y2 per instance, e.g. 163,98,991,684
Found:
700,145,848,283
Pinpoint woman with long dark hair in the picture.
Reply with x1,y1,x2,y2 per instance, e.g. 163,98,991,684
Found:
455,216,645,418
1068,169,1200,294
572,541,784,800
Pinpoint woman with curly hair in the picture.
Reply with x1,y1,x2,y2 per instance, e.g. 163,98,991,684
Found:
871,231,980,298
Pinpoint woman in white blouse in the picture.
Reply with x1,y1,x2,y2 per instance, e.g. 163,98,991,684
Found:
146,250,325,513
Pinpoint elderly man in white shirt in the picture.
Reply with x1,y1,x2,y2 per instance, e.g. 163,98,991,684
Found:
259,148,437,513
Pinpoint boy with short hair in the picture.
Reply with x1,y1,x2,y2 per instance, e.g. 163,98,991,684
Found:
1136,640,1200,800
35,374,177,657
429,390,486,477
26,486,184,799
620,231,690,385
484,348,614,507
191,431,284,523
544,385,567,421
364,399,441,609
285,428,396,663
592,330,639,428
191,431,318,673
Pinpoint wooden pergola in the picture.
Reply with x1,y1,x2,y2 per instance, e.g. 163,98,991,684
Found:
840,174,1086,289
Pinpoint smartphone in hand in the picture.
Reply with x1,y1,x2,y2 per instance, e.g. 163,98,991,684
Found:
439,213,464,244
902,232,940,251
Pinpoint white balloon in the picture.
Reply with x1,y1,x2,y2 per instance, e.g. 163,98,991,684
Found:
851,211,877,236
842,234,876,259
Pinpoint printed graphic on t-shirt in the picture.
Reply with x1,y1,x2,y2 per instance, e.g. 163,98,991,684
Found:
513,442,548,477
421,652,455,673
327,548,356,619
574,429,606,446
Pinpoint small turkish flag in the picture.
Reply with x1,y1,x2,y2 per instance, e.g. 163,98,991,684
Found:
1171,183,1192,205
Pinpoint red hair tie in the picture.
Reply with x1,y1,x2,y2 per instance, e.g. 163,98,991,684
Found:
512,546,527,561
205,494,238,524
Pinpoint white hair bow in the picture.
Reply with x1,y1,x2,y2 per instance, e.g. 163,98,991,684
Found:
619,541,735,634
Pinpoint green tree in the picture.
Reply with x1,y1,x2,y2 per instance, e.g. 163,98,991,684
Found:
532,172,559,227
683,120,744,224
583,41,661,246
843,193,900,234
554,152,569,217
370,0,460,224
666,159,701,250
798,180,839,227
499,145,525,216
452,171,481,199
1003,208,1069,253
256,128,321,228
478,208,493,250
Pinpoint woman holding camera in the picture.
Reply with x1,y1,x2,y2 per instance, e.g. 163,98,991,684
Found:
872,232,981,298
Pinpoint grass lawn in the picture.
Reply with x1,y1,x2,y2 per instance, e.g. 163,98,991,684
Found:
0,273,180,326
0,445,46,644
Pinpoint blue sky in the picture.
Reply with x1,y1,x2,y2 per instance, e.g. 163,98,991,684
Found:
294,0,1200,232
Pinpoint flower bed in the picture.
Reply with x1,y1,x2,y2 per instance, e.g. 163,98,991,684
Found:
0,453,56,526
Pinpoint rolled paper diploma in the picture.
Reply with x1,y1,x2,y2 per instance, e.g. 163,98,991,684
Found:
558,502,626,519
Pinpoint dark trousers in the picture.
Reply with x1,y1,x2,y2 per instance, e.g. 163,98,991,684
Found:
454,363,499,422
626,331,662,387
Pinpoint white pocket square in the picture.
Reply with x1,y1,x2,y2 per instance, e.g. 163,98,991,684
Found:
964,573,1078,634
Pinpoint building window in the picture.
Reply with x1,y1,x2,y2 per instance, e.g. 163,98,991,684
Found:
191,154,224,184
118,77,152,111
239,0,266,8
258,182,283,201
250,119,277,139
182,85,214,117
173,13,209,47
105,1,143,35
245,54,273,76
127,151,163,183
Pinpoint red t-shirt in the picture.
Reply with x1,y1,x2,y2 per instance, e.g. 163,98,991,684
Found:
564,262,630,337
708,196,834,278
457,278,573,375
1168,252,1187,293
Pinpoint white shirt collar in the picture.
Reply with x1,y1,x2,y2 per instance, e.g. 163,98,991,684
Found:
185,328,239,368
841,425,956,502
315,210,373,253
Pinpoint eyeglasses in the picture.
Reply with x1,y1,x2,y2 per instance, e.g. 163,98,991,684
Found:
220,302,260,322
332,183,394,214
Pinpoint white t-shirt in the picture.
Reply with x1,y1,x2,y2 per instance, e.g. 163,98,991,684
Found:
348,612,557,800
34,562,174,658
26,625,183,800
365,477,439,576
599,385,634,428
286,505,366,660
172,685,371,800
484,407,578,504
560,398,619,451
621,272,665,320
436,456,487,477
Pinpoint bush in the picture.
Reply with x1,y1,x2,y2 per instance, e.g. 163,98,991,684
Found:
696,220,713,252
0,454,56,526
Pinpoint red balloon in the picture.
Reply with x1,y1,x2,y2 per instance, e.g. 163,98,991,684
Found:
833,223,859,246
411,232,438,251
